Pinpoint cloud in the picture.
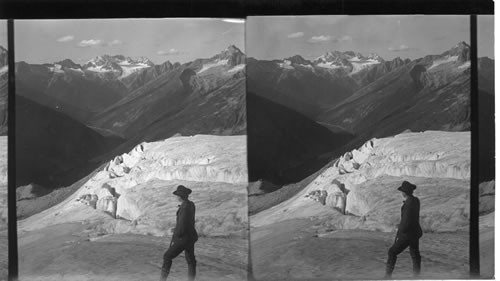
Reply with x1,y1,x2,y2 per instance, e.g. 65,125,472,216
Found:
57,35,74,42
307,35,333,43
388,44,411,52
157,48,182,56
221,19,245,24
339,35,352,42
287,32,304,39
77,39,103,48
108,40,124,46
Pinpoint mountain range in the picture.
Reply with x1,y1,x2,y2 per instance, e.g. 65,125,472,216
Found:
15,45,246,190
11,41,496,189
247,41,495,184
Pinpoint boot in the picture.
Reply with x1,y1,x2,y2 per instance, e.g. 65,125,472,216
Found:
159,267,168,281
385,255,396,279
412,256,421,277
188,262,196,281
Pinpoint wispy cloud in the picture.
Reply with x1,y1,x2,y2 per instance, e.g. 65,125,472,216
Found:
77,39,103,48
287,32,304,39
221,19,245,24
388,44,411,52
307,35,333,43
339,35,352,42
157,48,183,56
108,39,124,46
57,35,74,42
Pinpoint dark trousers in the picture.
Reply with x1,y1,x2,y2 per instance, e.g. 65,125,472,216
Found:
161,240,197,281
386,236,421,277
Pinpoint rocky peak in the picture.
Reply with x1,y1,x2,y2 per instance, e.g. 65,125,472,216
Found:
157,60,176,72
87,55,112,66
216,45,246,66
131,57,155,66
284,55,311,65
225,45,243,55
55,59,81,69
447,41,470,63
366,53,384,62
112,55,127,61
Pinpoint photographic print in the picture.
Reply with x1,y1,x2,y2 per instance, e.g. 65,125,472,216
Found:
247,15,476,280
477,14,495,278
0,19,7,281
15,18,247,281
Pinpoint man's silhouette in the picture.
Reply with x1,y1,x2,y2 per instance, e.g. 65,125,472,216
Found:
385,181,423,278
159,185,198,281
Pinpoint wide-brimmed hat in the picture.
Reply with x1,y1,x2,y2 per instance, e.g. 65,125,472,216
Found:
173,185,192,198
398,181,417,194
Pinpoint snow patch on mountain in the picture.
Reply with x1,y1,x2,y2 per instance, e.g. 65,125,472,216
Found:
228,64,246,73
316,62,343,69
197,59,230,74
48,64,65,73
313,51,383,74
428,55,459,70
67,68,84,73
119,64,151,78
350,59,381,74
277,60,294,70
85,65,116,73
458,61,471,69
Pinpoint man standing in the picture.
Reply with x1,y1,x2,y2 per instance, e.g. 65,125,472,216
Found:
385,181,423,278
160,185,198,281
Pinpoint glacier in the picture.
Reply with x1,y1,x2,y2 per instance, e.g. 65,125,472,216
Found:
18,135,248,238
251,131,470,233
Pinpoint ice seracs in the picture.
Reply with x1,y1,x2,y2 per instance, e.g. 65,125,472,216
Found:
18,135,248,238
251,131,470,233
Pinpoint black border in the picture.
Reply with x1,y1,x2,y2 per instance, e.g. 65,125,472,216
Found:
6,19,17,281
0,0,495,19
469,14,479,278
0,0,494,280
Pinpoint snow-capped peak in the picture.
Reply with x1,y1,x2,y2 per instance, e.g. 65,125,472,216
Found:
85,55,154,67
312,50,384,73
82,54,155,77
213,45,245,67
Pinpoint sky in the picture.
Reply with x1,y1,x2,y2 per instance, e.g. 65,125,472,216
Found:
14,18,245,65
247,15,494,61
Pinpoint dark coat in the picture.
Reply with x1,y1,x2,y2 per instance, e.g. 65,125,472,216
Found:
397,195,423,240
172,200,198,244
